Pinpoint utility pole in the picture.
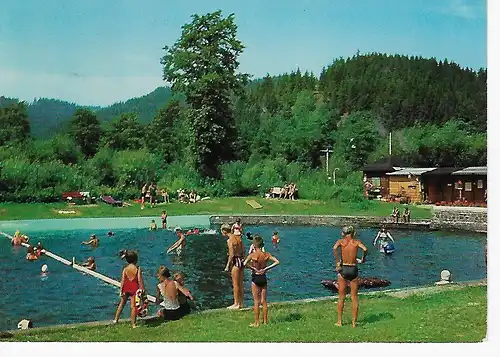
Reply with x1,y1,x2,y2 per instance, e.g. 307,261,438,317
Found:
320,147,334,176
389,132,392,156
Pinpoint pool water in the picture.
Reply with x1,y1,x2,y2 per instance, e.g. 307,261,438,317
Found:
0,225,486,331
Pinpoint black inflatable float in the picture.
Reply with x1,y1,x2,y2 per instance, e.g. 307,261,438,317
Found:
321,277,391,292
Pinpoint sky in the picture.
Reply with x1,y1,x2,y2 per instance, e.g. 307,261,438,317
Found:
0,0,488,106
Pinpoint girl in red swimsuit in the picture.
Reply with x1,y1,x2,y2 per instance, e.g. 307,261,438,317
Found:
113,250,144,328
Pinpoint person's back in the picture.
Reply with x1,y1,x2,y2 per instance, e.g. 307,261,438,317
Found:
124,264,138,282
333,226,368,328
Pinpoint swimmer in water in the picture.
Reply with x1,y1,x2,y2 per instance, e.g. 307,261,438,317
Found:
271,231,280,249
231,218,243,236
107,231,115,237
373,226,395,251
82,257,96,271
243,235,279,327
150,220,158,231
166,227,186,255
34,242,45,257
26,246,38,261
82,234,99,247
333,226,368,328
11,230,29,246
221,224,245,309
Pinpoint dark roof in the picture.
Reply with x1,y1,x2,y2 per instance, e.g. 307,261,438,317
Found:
363,156,408,173
421,167,463,176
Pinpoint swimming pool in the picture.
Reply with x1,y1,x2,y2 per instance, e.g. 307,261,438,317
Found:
0,223,486,331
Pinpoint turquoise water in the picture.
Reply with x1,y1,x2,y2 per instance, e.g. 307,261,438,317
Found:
0,224,486,331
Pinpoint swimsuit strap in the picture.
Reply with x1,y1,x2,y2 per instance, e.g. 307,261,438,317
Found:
342,262,357,266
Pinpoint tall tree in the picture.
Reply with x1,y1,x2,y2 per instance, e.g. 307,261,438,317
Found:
0,102,30,146
103,112,143,151
146,99,183,163
161,10,247,178
69,108,101,157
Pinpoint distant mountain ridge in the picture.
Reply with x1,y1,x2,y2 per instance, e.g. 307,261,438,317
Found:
0,86,173,138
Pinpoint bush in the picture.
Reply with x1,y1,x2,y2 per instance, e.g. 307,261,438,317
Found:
157,162,203,195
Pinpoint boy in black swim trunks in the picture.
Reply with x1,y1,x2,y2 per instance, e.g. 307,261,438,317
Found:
243,235,279,327
333,226,368,328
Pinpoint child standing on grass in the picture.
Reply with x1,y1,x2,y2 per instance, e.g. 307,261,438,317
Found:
243,235,280,327
161,211,168,229
114,250,144,328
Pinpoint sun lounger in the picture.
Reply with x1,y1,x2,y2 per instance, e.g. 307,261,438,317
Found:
101,195,123,207
246,199,263,209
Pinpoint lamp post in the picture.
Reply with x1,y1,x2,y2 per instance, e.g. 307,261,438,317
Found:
320,146,334,176
333,168,340,185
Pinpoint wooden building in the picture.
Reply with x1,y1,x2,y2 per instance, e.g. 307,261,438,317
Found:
420,167,462,203
451,167,487,203
385,168,436,203
362,156,407,199
420,166,487,204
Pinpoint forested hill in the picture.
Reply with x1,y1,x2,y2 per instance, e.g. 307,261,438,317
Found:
94,86,173,124
0,86,173,137
319,53,487,132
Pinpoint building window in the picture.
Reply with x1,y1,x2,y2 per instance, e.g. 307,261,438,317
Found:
465,182,472,192
478,180,483,189
371,177,381,187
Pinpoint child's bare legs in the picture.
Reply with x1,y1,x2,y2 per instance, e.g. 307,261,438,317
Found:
114,295,127,322
228,265,240,308
130,299,137,328
238,267,245,308
261,285,268,324
350,279,359,328
250,283,260,327
336,275,347,327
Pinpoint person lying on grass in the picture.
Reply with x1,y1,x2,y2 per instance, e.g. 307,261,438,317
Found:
243,235,280,327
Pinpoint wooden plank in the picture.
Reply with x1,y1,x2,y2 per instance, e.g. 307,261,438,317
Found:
246,199,263,209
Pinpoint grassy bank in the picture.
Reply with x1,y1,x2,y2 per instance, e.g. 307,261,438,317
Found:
0,197,433,221
7,285,486,342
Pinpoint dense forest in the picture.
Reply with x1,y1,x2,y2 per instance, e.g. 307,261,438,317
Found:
0,12,487,205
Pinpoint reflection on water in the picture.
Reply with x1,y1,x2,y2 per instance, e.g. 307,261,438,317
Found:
0,225,486,331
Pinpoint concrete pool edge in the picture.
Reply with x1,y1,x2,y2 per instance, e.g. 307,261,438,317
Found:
210,214,487,233
3,279,486,335
0,214,487,233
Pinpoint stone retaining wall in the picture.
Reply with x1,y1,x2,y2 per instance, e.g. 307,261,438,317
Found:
210,210,487,233
210,214,430,229
431,208,487,232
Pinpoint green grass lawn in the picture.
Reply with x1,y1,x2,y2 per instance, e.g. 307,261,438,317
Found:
7,285,486,342
0,197,433,221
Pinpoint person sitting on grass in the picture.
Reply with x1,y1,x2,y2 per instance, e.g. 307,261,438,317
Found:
150,219,158,231
402,207,411,223
155,266,193,322
113,250,145,328
243,235,280,327
174,272,194,317
26,246,38,261
390,207,400,223
82,256,96,271
82,234,99,247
